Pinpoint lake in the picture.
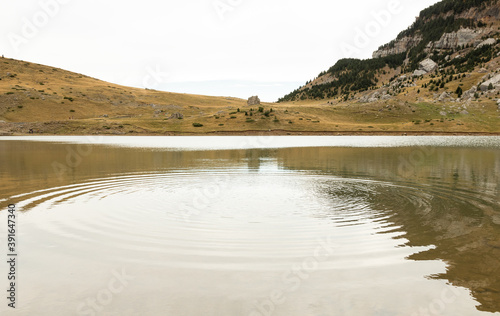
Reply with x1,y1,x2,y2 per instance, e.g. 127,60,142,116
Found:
0,136,499,316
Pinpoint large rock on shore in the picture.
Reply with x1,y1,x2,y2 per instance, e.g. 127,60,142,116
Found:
247,96,261,106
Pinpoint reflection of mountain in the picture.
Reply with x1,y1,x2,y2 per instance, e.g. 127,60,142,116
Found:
1,141,499,312
276,147,500,313
0,142,277,202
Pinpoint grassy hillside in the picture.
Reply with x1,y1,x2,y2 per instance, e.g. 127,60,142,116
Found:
280,0,500,102
0,56,499,135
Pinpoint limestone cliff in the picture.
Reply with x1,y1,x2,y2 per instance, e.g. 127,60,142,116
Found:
373,0,500,58
373,36,423,58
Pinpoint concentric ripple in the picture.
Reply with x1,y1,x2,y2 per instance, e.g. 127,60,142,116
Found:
7,168,493,273
3,170,499,315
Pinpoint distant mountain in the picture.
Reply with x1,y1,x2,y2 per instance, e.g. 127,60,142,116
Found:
279,0,500,102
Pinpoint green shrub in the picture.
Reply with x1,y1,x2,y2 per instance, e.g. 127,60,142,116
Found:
192,123,203,127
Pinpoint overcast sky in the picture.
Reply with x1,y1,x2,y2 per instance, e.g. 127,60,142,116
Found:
1,0,440,101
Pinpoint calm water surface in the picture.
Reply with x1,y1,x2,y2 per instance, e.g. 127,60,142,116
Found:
0,136,499,316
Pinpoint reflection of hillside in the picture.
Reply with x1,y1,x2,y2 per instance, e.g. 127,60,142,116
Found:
277,147,500,313
1,141,499,312
0,142,276,200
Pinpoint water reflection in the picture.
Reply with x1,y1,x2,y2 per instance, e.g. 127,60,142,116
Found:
0,138,499,315
277,146,500,313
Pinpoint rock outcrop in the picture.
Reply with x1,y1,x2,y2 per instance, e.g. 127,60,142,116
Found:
431,28,482,49
437,92,453,102
360,90,391,103
372,36,422,58
371,2,499,59
477,38,497,49
479,74,500,91
461,86,477,101
247,96,261,106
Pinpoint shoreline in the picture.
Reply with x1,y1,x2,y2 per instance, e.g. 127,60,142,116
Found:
2,130,500,137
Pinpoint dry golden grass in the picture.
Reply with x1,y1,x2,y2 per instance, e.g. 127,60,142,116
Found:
1,57,499,135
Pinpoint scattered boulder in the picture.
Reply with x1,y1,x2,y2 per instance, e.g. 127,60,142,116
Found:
413,69,427,77
461,86,477,101
480,74,500,91
247,96,261,106
438,92,451,102
168,112,184,119
360,90,391,103
497,99,500,110
419,58,438,73
412,58,438,77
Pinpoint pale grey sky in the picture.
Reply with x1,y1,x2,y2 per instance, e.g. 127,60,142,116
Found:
1,0,440,101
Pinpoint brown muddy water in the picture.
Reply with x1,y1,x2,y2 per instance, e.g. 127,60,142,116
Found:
0,136,499,316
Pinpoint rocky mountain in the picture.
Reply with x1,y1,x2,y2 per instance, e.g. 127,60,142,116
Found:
374,0,500,58
279,0,500,104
